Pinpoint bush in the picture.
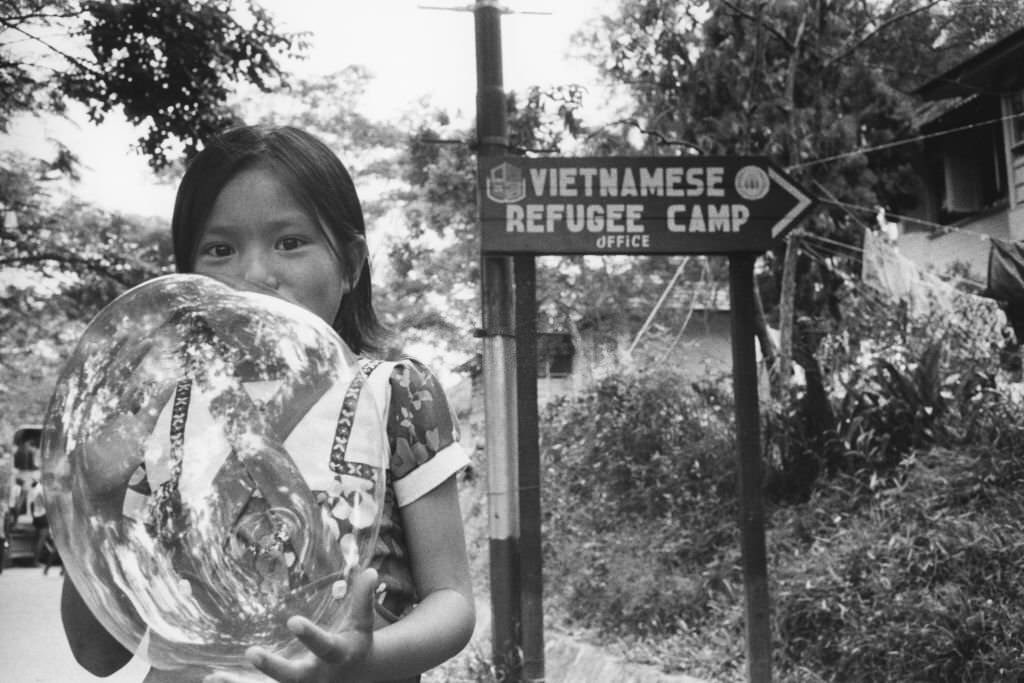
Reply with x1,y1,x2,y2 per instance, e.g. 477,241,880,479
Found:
764,285,1016,499
772,448,1024,681
540,370,738,638
829,339,946,473
541,371,736,520
537,289,1024,682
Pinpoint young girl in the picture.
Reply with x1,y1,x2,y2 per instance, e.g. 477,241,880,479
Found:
61,124,475,683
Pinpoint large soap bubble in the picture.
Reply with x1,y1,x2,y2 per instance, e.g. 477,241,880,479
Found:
41,274,386,672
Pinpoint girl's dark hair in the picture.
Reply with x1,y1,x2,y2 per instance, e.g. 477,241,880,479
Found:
171,124,384,355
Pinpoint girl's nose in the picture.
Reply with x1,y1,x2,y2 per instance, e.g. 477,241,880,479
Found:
241,252,279,289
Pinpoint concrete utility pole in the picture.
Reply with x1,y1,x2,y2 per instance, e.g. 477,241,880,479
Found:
474,3,545,680
473,3,524,681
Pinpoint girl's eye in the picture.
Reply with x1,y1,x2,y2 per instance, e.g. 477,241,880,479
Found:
201,243,234,258
277,236,307,251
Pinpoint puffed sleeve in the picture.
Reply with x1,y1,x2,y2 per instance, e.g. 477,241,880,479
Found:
385,360,469,507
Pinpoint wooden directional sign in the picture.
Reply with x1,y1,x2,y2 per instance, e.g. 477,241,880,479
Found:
479,156,814,255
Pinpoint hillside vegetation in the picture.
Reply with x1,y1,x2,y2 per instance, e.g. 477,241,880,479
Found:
540,283,1024,682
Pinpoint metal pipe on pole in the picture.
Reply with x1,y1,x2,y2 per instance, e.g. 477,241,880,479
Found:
481,258,521,678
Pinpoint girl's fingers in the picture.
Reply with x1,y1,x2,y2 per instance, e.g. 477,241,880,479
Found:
244,647,306,683
344,567,380,631
203,668,271,683
285,617,346,662
235,568,382,681
284,568,379,662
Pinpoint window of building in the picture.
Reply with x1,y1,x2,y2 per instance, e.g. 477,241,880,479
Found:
537,333,574,378
1008,89,1024,149
923,95,1007,223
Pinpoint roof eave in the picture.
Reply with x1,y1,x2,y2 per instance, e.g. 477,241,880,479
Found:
915,27,1024,100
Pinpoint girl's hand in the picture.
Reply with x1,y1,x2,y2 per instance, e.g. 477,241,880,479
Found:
204,568,379,683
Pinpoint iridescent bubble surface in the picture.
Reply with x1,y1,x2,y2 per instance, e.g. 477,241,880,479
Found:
41,274,385,671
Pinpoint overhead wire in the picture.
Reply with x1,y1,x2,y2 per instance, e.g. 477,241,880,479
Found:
414,69,1014,262
798,231,862,255
814,195,998,242
414,103,1024,175
794,225,991,293
787,108,1024,171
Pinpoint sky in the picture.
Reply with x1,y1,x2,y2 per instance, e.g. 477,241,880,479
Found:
3,0,618,219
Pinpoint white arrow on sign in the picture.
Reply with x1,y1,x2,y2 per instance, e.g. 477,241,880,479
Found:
768,168,814,239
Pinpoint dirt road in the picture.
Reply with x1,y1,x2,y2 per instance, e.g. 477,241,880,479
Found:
0,564,708,682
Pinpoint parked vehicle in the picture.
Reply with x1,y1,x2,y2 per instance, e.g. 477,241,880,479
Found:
1,425,48,570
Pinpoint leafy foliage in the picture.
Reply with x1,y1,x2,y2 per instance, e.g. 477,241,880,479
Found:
0,1,301,434
538,263,1024,680
1,0,303,168
782,285,1024,679
761,273,1012,500
384,109,480,354
540,372,741,661
577,0,1024,468
584,0,1024,179
244,65,405,163
376,88,690,360
772,445,1024,682
0,152,172,434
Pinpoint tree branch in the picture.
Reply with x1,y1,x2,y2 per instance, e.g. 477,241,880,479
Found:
1,253,145,286
0,15,104,78
0,9,85,23
825,0,945,68
721,0,796,52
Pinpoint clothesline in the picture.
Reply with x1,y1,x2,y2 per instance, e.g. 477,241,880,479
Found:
786,109,1024,171
813,196,995,242
797,231,864,255
786,174,998,248
795,229,989,293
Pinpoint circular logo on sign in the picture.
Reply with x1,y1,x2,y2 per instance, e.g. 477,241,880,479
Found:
735,165,770,201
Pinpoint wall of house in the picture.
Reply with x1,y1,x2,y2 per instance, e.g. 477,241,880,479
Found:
1011,146,1024,240
537,375,575,407
1012,148,1024,208
898,209,1010,281
570,311,734,395
1012,204,1024,242
658,310,734,378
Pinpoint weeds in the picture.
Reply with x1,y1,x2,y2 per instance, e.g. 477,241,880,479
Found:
537,284,1024,681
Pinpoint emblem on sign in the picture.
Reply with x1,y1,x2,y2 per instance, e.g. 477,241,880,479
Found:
486,162,526,203
734,165,770,201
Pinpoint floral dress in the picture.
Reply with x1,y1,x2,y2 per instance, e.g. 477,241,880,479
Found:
121,357,468,632
370,359,468,621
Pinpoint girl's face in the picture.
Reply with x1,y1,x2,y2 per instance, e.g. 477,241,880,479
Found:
194,165,348,326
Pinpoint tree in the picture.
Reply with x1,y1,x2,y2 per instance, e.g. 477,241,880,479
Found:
379,87,691,365
0,150,174,423
1,0,304,168
580,0,1024,302
572,0,1024,496
0,1,303,430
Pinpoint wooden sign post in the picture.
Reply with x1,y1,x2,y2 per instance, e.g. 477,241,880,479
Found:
473,5,815,683
478,157,812,683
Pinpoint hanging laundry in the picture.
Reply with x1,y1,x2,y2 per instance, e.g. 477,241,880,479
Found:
862,228,915,300
863,228,993,321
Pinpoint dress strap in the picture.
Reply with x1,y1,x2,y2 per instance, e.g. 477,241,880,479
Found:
144,377,192,545
329,360,384,477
